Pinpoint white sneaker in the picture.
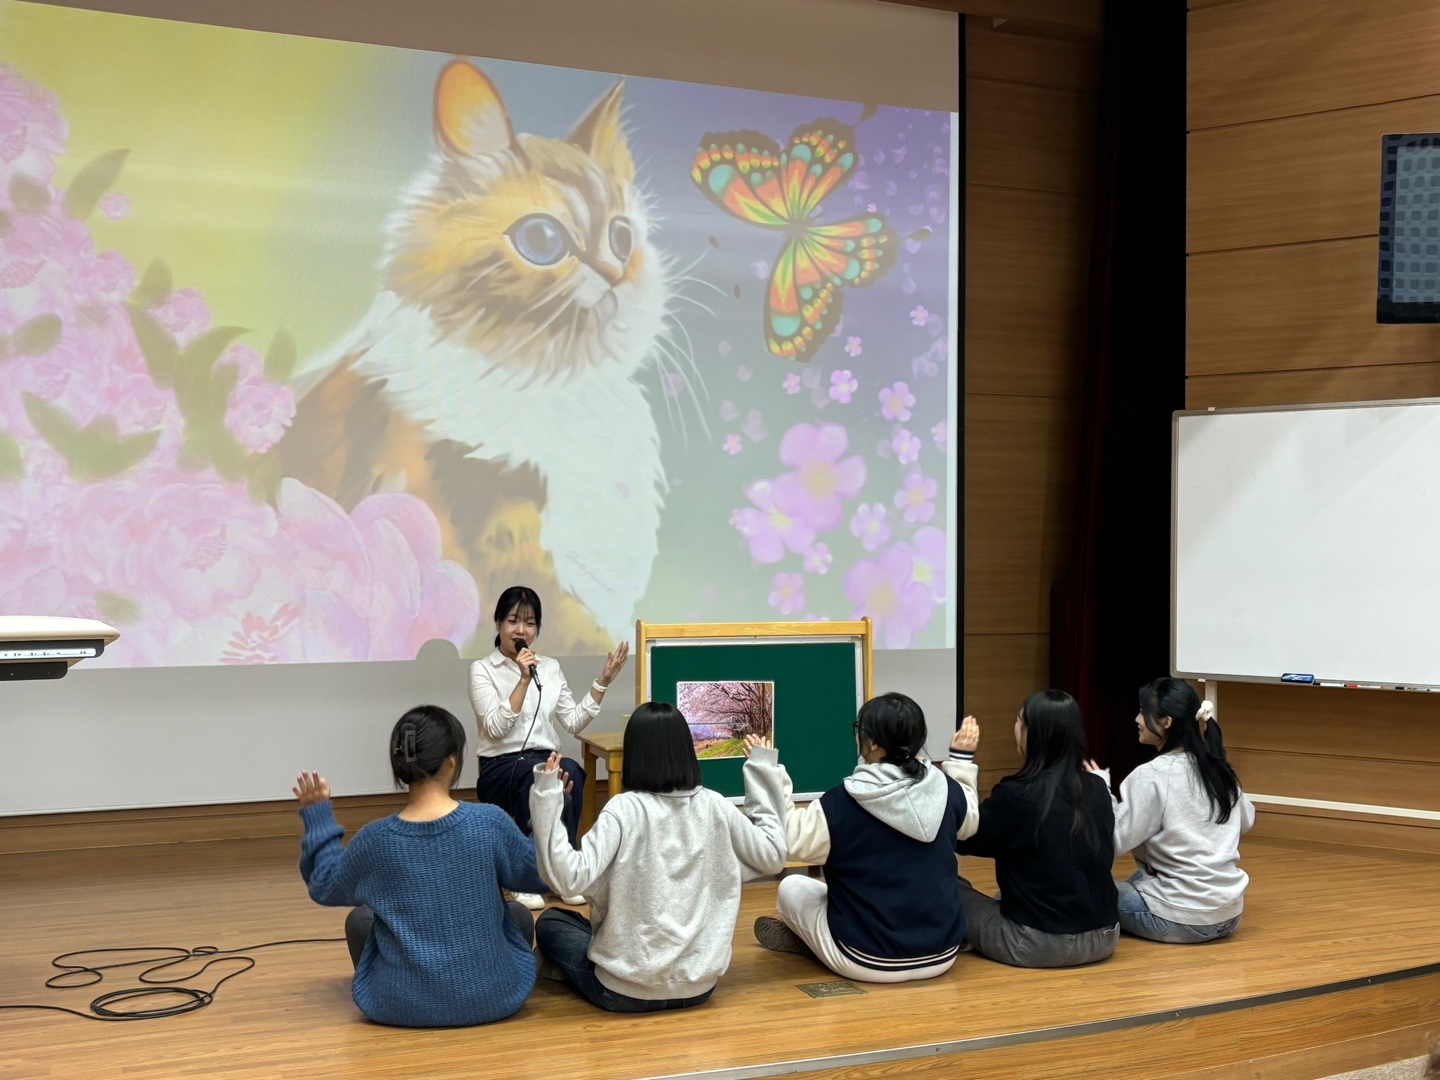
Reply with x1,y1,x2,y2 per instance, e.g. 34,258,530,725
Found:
559,894,586,906
512,892,546,911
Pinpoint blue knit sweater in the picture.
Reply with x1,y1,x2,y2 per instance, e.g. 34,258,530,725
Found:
299,800,547,1027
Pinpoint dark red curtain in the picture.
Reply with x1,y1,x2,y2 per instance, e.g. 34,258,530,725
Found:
1053,0,1187,782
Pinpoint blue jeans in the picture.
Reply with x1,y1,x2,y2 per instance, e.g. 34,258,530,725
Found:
534,908,715,1014
1115,874,1241,944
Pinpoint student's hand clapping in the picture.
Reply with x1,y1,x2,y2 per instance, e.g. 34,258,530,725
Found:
742,734,772,757
952,716,980,754
543,751,575,795
292,771,331,807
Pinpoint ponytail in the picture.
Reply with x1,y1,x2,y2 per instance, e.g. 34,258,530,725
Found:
856,692,929,781
1139,679,1242,824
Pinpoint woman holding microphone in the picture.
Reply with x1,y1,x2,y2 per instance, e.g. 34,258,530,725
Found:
469,586,629,909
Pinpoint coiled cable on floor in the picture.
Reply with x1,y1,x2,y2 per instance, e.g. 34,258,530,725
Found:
0,937,344,1021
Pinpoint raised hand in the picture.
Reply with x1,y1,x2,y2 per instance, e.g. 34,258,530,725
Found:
292,771,331,807
743,733,773,757
543,751,574,794
1083,758,1105,775
952,716,980,754
597,640,630,688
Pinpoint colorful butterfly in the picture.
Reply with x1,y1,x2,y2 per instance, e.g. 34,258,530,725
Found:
692,121,896,362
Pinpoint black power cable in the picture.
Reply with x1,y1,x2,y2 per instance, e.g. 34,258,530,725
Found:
0,936,344,1021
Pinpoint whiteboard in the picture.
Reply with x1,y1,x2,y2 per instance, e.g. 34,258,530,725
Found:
1173,399,1440,689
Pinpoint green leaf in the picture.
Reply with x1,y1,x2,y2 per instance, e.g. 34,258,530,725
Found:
128,305,180,388
8,174,49,214
63,149,128,220
264,329,296,382
131,259,172,309
21,395,159,480
23,393,80,453
11,313,61,355
182,326,247,379
0,209,11,238
0,430,22,481
95,592,143,626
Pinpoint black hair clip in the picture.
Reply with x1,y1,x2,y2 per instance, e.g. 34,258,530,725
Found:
402,724,418,763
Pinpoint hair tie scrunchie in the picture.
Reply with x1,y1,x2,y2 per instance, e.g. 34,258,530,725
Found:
1195,699,1216,737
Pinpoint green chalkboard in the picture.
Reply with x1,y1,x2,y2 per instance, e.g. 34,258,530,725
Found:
648,640,861,798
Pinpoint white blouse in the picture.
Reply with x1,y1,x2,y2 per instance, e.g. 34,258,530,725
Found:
468,649,601,757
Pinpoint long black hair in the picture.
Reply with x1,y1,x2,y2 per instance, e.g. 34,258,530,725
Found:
1007,689,1102,850
492,585,542,648
857,692,928,780
622,702,703,793
389,704,467,788
1139,677,1243,824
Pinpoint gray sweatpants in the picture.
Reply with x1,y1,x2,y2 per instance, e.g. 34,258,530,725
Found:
957,879,1118,968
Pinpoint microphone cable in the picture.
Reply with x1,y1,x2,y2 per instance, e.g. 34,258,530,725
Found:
0,936,343,1021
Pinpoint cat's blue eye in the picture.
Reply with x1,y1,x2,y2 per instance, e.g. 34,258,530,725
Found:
609,216,635,262
507,214,572,267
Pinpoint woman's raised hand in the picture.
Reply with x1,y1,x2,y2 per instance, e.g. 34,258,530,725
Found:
743,734,773,757
292,771,331,807
952,716,980,754
598,640,630,688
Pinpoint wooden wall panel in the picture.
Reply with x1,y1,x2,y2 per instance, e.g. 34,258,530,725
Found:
1188,98,1440,253
1187,0,1440,831
1188,363,1440,410
966,186,1089,398
967,78,1097,195
1188,240,1440,376
963,13,1097,734
1189,0,1440,130
965,392,1080,634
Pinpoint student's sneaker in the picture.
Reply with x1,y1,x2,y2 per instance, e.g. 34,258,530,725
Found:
512,892,547,911
753,916,814,956
558,894,586,906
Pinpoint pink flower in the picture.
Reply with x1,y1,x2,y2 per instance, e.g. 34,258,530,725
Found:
731,477,815,563
844,545,936,648
718,340,732,356
803,542,832,575
662,371,687,398
741,409,767,442
99,193,129,220
737,365,753,383
849,503,891,552
783,373,801,395
829,369,858,405
0,65,67,187
932,420,948,450
720,400,739,422
752,261,771,279
844,336,862,357
768,572,805,616
879,381,915,422
892,428,921,464
905,526,948,603
150,288,211,345
895,471,938,523
910,305,930,327
723,434,742,455
778,422,866,530
225,379,296,454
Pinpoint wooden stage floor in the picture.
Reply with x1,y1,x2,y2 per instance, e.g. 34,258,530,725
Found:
2,833,1439,1080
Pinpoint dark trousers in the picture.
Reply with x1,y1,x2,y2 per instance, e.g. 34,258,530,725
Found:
476,751,586,846
534,908,715,1013
344,901,535,969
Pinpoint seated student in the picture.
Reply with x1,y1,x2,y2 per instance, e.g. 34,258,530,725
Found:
751,692,980,983
293,704,549,1027
1086,678,1256,944
956,689,1120,968
528,701,786,1013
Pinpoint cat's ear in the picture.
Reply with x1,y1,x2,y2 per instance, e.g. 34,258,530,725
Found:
569,81,634,186
435,60,517,160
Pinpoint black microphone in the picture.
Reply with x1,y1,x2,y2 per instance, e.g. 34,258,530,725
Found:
517,639,542,690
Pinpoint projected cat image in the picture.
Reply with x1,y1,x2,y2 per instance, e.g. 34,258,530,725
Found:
0,1,957,667
274,61,670,654
677,680,776,760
